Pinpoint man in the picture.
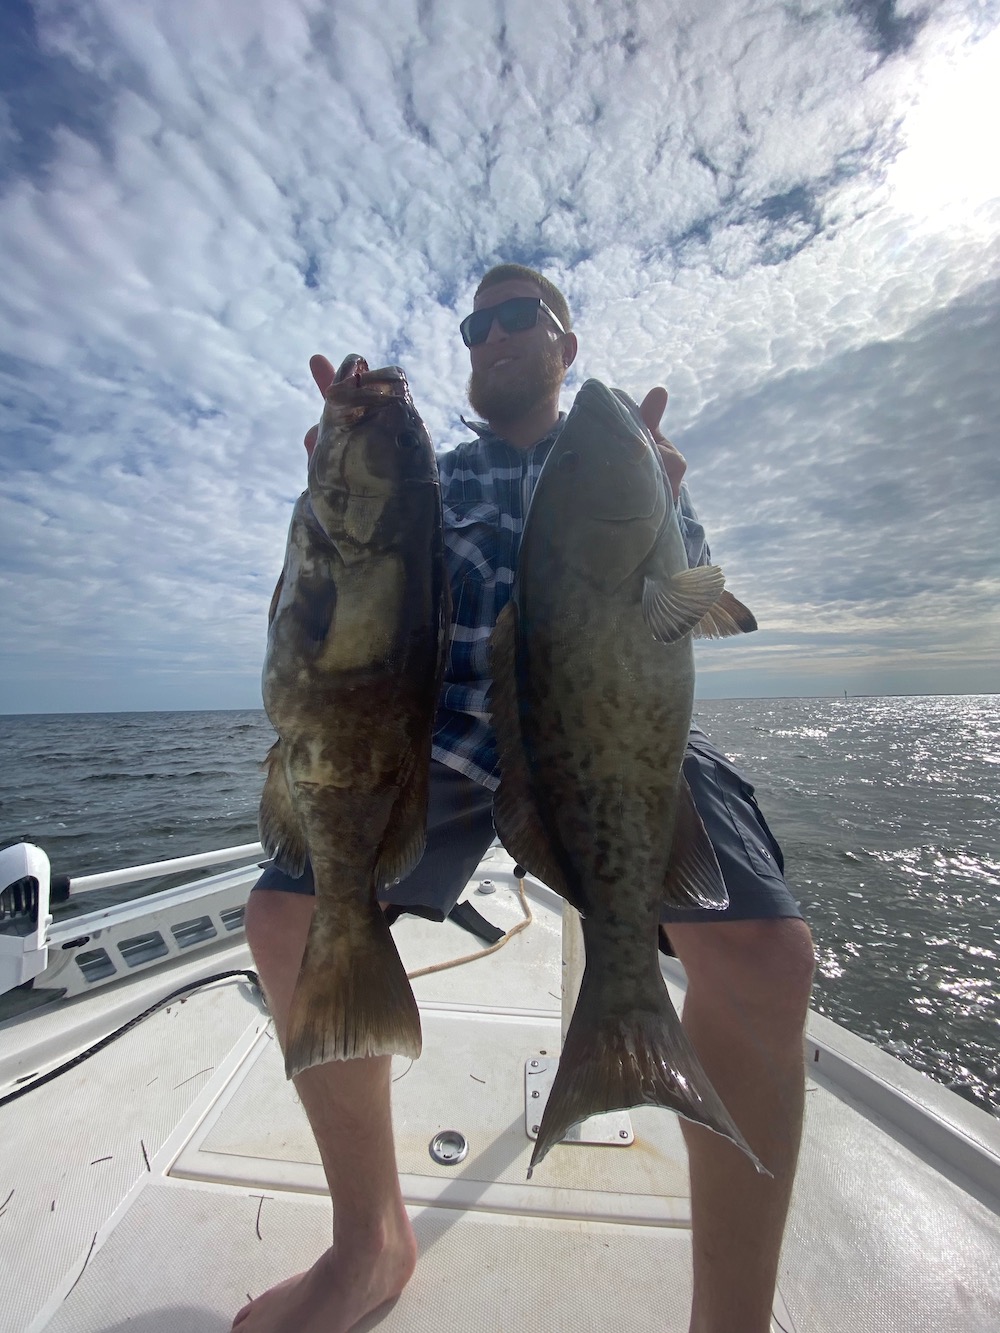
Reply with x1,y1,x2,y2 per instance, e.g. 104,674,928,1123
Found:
234,265,815,1333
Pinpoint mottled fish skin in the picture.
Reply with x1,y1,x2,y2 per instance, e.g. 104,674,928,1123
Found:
260,356,448,1079
490,378,763,1176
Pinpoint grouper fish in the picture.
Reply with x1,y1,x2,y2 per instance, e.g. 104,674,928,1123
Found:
260,355,448,1079
490,378,765,1175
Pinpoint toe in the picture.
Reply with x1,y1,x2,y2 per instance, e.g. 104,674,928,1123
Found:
231,1299,253,1328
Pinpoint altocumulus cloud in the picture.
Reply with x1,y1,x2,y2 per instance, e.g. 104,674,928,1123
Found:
0,0,998,712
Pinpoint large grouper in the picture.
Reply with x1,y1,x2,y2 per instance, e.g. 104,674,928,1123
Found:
490,378,766,1176
260,355,448,1080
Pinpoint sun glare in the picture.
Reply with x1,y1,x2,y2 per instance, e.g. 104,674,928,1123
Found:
888,26,1000,227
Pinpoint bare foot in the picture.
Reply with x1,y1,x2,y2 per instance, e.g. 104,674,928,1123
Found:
232,1214,417,1333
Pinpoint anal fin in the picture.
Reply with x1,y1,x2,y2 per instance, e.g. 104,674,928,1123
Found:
258,742,308,876
663,777,729,909
375,752,430,889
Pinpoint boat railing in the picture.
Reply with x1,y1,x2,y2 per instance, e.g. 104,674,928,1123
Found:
68,842,265,894
0,840,265,1002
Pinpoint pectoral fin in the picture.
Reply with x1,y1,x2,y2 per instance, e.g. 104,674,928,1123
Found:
489,602,580,911
693,589,758,638
642,565,726,643
258,742,309,876
663,778,729,909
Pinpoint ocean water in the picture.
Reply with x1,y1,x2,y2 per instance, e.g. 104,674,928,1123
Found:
1,696,997,1114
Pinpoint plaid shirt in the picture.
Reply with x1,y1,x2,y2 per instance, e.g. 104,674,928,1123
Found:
431,418,711,788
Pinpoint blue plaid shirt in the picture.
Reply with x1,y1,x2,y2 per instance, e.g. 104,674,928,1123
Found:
431,417,712,788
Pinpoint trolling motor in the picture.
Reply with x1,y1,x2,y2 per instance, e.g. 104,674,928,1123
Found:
0,840,55,996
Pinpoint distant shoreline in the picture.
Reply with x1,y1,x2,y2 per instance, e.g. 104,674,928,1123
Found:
3,691,998,719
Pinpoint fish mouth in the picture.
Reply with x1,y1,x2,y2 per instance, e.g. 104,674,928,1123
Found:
569,380,652,443
552,379,662,523
316,483,437,500
326,361,411,408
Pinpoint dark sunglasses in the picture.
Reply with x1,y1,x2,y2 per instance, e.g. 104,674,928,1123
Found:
459,296,567,348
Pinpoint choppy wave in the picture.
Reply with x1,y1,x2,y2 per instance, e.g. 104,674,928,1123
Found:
693,693,999,1115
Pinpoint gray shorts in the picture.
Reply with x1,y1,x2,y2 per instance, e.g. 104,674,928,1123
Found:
253,737,802,935
254,761,495,923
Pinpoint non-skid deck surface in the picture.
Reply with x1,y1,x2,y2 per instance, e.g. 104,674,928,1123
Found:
0,951,264,1333
172,1010,693,1219
43,1181,698,1333
779,1065,1000,1331
36,1008,1000,1333
7,859,1000,1332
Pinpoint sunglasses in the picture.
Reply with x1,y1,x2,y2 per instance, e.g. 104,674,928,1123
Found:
459,296,567,348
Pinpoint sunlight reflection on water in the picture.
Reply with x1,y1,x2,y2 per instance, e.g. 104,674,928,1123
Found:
2,695,998,1114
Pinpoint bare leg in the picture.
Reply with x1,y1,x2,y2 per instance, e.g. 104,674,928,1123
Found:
232,889,417,1333
665,918,815,1333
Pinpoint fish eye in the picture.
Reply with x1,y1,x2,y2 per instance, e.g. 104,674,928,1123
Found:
396,429,422,450
557,450,579,471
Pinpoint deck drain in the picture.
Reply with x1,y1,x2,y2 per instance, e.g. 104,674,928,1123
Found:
429,1130,468,1165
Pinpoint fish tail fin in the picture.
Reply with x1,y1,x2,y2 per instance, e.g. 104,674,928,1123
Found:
528,967,768,1177
283,898,421,1079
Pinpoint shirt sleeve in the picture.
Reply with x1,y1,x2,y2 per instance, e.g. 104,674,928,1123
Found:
677,483,711,568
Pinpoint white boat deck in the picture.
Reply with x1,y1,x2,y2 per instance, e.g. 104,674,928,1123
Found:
2,849,998,1332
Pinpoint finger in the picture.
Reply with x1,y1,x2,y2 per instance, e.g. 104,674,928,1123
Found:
639,386,668,438
309,354,337,396
304,423,319,459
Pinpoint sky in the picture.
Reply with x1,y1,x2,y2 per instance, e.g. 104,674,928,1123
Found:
1,0,998,714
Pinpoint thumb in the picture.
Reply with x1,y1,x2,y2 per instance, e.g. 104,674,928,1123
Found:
639,387,668,439
304,355,336,460
309,354,337,396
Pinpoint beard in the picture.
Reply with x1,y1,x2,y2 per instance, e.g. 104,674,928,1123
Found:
466,340,566,427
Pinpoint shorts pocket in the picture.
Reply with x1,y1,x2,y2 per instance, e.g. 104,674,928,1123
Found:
684,744,785,881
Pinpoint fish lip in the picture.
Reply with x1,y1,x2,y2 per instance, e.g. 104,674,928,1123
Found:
325,365,410,406
308,478,440,502
568,379,651,439
325,487,435,499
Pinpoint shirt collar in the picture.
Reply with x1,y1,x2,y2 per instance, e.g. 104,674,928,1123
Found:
460,412,566,452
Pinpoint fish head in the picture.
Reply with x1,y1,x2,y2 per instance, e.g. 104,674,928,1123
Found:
533,379,670,587
308,356,437,548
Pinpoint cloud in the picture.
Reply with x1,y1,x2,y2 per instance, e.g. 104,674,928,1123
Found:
0,0,998,711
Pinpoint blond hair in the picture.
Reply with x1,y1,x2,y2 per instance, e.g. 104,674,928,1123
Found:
475,264,572,332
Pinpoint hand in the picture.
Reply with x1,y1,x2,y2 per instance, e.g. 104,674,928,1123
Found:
302,354,337,459
639,387,687,502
